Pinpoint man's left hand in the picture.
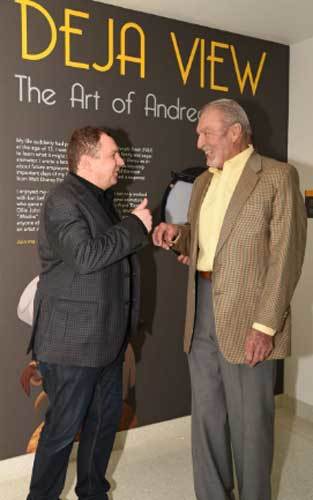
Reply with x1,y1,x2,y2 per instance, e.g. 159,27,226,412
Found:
20,363,42,396
177,254,190,265
244,329,273,367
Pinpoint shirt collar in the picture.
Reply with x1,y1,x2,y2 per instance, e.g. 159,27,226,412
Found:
209,145,254,175
70,172,114,203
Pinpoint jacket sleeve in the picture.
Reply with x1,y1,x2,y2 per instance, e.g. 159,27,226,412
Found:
43,193,147,275
254,164,307,331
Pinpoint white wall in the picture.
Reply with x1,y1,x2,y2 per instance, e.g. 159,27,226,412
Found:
287,37,313,406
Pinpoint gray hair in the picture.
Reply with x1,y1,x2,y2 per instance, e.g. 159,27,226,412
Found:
201,99,252,143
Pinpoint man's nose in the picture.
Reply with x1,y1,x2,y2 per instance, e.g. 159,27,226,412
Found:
197,134,204,150
117,155,124,167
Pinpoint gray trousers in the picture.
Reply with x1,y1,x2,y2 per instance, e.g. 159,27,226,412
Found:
188,275,276,500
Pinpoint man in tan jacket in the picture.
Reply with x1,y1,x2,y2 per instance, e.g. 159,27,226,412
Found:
153,99,307,500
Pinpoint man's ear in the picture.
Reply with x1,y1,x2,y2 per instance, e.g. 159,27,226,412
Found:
230,123,242,143
77,154,91,174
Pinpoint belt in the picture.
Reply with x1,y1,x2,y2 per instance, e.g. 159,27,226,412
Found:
199,271,213,281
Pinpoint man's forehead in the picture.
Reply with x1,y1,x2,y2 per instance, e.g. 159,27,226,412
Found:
197,108,224,132
100,133,118,152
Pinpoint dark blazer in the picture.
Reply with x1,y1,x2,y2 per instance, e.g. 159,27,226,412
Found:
28,174,147,367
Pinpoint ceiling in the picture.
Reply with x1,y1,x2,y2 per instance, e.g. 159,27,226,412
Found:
94,0,313,45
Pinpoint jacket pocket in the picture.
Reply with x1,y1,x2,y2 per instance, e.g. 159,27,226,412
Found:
49,299,98,342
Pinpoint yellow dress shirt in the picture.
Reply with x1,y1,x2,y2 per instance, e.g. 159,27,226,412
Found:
197,145,275,336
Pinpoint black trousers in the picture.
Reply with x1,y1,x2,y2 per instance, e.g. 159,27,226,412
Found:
27,360,123,500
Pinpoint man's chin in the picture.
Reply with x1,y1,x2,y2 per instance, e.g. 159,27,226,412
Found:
109,177,118,188
207,159,223,169
207,159,216,168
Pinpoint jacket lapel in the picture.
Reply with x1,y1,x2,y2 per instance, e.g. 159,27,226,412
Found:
215,152,262,258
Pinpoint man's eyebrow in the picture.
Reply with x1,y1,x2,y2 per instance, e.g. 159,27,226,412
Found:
197,126,208,133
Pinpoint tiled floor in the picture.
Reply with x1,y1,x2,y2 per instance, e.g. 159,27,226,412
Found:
0,407,313,500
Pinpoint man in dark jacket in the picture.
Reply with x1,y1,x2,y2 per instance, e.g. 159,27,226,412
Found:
26,126,152,500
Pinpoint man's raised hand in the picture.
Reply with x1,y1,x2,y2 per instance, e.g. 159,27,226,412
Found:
132,198,152,233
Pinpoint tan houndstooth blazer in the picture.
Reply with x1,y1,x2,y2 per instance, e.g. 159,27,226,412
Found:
173,152,307,364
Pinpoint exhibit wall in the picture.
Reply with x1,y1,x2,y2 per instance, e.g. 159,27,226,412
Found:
287,35,313,408
0,0,289,459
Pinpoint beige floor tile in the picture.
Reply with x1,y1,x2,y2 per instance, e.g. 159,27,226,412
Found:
1,408,313,500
